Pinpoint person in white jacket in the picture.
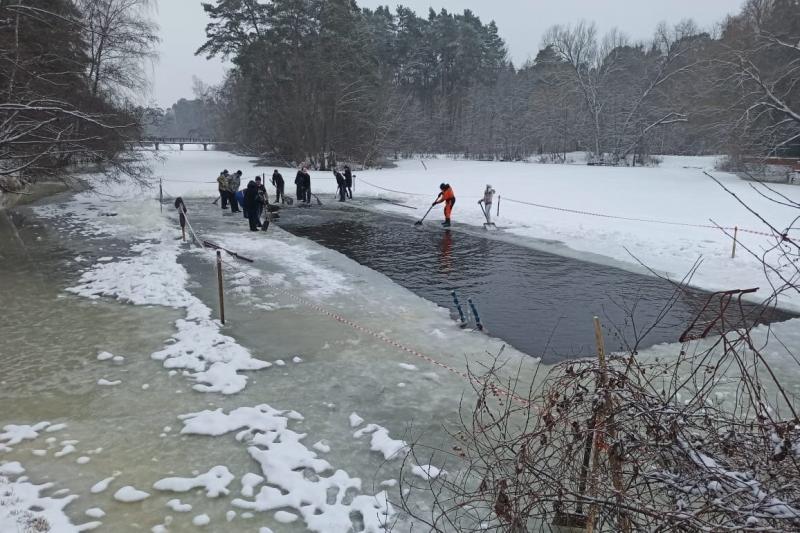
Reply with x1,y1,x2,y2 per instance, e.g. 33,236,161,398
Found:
478,184,496,224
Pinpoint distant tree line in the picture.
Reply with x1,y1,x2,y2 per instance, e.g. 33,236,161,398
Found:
0,0,158,188
197,0,798,167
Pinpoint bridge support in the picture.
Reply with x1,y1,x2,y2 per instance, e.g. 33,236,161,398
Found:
203,143,208,151
154,142,159,151
179,143,184,151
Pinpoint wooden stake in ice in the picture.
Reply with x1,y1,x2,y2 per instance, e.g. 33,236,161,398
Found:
216,250,225,324
731,225,738,259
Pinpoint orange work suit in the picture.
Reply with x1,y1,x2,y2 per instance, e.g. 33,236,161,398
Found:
435,186,456,220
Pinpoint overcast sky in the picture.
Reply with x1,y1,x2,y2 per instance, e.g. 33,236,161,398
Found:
149,0,743,108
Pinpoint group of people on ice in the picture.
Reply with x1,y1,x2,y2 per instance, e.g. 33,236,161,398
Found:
215,166,496,231
217,169,282,231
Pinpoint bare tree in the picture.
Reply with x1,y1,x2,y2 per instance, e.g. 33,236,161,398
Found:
76,0,159,100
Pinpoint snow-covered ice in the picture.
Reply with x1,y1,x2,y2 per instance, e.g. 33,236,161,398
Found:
354,424,409,461
153,465,234,497
180,404,395,532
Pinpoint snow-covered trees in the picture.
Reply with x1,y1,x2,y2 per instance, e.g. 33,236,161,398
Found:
0,0,157,186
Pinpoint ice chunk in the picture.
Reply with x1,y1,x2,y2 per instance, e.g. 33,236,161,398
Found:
85,508,105,518
97,351,114,361
349,412,364,428
312,441,331,453
0,461,25,475
275,510,299,523
54,444,76,457
114,485,150,502
398,363,417,371
90,475,118,494
0,422,51,450
192,514,210,526
411,464,446,480
153,465,234,497
97,379,121,386
354,424,409,460
240,472,264,498
166,498,192,512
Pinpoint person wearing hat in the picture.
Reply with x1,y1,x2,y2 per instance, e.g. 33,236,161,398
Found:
432,182,456,227
217,169,230,209
478,184,496,224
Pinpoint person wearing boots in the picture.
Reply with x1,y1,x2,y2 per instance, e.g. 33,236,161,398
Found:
432,183,456,227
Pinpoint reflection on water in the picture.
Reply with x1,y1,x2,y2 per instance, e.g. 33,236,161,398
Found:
277,204,796,362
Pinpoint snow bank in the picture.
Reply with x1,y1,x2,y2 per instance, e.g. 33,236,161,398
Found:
179,404,394,532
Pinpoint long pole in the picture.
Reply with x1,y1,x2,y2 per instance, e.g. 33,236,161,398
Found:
216,251,225,324
159,178,163,213
731,226,738,259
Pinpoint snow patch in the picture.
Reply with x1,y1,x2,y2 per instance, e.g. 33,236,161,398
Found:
180,404,394,532
353,424,409,460
153,465,234,497
113,485,150,503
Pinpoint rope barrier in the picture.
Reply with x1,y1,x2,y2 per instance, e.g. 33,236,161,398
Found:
498,197,784,238
353,180,784,239
217,256,530,407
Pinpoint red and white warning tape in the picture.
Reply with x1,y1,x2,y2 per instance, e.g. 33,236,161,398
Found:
220,257,531,407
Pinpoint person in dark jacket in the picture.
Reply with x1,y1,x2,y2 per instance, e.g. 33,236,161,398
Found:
343,165,353,199
301,167,311,204
243,180,263,231
334,169,346,202
295,167,306,203
271,169,285,204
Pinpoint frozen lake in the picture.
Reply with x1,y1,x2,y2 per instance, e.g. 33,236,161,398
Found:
3,150,799,532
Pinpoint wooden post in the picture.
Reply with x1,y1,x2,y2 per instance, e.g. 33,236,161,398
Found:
159,178,163,213
497,195,501,217
731,226,738,259
216,251,225,324
586,317,630,533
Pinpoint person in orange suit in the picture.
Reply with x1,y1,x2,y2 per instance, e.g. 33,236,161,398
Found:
433,182,456,227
